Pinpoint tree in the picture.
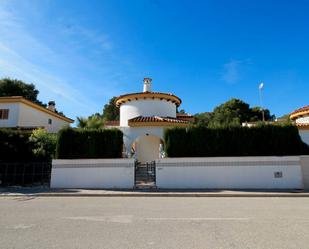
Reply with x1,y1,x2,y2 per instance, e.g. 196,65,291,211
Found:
250,106,275,122
0,78,45,107
194,98,274,127
76,115,104,129
102,97,119,121
209,98,252,127
278,114,290,121
86,115,104,129
76,96,119,129
76,117,88,128
194,112,213,126
177,108,186,114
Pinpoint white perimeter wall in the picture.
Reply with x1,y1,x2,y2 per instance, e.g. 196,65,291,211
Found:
50,159,135,189
301,156,309,190
156,157,303,189
120,99,176,126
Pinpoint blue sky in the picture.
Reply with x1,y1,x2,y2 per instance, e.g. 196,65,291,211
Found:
0,0,308,121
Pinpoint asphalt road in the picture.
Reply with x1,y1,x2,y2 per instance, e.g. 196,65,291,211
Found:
0,197,309,249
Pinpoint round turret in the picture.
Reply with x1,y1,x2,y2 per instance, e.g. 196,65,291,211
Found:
115,79,182,126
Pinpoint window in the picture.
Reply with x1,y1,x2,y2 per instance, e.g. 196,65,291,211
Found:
0,109,9,119
48,118,52,125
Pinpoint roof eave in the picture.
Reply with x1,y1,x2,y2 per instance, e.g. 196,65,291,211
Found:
0,96,74,123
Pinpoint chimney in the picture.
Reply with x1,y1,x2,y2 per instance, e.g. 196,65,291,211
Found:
47,101,56,112
143,77,152,92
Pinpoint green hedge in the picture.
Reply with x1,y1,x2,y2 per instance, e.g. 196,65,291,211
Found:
0,129,56,162
164,125,309,157
0,129,34,162
56,128,123,159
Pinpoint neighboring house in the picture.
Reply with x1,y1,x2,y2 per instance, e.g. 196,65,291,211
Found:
290,105,309,145
106,78,193,163
0,96,74,133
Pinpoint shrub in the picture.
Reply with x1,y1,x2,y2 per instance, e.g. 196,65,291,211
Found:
0,128,57,162
29,128,57,160
164,124,309,157
56,127,123,159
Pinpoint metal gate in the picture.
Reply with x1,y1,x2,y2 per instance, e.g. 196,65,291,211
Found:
134,161,156,188
0,162,52,187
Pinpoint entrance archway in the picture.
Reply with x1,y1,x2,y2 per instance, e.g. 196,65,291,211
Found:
132,134,163,163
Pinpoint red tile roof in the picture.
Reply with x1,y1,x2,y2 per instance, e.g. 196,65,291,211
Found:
296,123,309,127
128,116,190,127
129,116,188,123
291,105,309,115
115,92,182,107
176,113,193,117
176,113,194,122
290,105,309,120
104,120,120,126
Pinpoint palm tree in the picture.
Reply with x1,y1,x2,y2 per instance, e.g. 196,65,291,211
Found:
76,117,88,128
87,116,104,129
76,116,104,129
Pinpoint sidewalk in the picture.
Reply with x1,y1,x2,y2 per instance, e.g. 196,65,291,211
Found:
1,186,309,197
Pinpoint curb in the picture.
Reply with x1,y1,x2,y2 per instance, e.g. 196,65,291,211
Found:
1,193,309,197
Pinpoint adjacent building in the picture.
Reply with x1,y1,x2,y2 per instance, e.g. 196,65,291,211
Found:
0,96,74,133
290,105,309,145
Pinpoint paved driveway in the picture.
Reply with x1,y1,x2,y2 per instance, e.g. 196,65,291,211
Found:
0,197,309,249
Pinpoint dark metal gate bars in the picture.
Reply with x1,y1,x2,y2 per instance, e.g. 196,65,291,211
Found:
0,162,52,187
134,161,156,187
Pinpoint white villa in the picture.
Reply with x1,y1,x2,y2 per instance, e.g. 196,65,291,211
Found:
106,78,193,163
51,79,309,190
290,105,309,145
0,96,74,133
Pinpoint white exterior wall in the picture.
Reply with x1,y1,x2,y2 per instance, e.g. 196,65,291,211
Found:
156,157,303,189
120,99,176,126
299,130,309,145
50,159,135,189
135,134,161,163
18,103,69,133
0,103,20,127
120,126,165,156
0,102,70,132
296,116,309,124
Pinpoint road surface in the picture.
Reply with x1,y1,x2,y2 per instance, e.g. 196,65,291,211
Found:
0,197,309,249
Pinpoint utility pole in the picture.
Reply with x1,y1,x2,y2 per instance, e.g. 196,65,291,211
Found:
259,82,265,122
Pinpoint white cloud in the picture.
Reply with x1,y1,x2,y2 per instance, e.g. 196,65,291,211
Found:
0,1,120,118
60,24,113,51
221,59,242,84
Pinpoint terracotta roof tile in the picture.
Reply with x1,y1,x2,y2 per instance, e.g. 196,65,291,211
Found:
290,105,309,120
291,105,309,114
118,91,179,99
128,116,189,124
115,92,182,107
104,120,120,126
291,105,309,115
296,123,309,127
176,113,193,117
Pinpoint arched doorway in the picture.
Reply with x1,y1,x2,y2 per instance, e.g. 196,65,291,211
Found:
132,134,163,163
